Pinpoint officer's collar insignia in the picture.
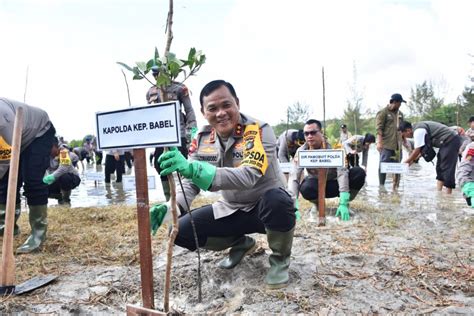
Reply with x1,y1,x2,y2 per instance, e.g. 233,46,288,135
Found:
209,128,216,143
234,124,243,137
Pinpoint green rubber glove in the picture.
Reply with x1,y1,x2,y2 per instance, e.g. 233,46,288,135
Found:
462,182,474,208
335,191,350,221
190,126,198,139
159,147,216,191
294,198,301,221
42,174,55,185
149,202,172,235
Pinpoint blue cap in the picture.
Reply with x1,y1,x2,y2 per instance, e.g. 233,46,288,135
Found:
390,93,406,103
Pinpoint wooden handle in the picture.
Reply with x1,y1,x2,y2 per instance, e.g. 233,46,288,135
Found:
1,106,24,286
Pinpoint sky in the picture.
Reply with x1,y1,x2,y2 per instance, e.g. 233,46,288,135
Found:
1,0,473,141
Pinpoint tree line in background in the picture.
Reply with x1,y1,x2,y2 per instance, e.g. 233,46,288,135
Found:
273,75,474,145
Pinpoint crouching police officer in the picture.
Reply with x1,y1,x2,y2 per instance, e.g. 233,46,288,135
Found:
43,140,81,206
0,98,56,253
150,80,295,289
289,119,366,222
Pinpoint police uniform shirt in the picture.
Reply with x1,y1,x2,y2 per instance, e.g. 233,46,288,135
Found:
0,98,52,179
176,113,287,220
47,149,80,179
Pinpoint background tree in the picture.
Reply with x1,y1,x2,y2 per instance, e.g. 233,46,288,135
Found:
342,62,364,135
407,80,444,121
273,101,311,137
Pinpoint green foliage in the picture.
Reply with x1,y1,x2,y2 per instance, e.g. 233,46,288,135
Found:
68,139,83,149
272,101,311,137
429,104,457,126
407,81,443,119
459,85,474,125
273,122,305,138
117,47,206,91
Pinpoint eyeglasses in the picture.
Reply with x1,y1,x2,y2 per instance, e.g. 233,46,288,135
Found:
304,130,319,136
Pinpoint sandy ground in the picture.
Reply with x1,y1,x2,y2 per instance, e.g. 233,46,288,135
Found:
1,195,472,315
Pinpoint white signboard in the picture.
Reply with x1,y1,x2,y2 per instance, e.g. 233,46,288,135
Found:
85,172,103,181
380,162,409,174
279,162,293,173
95,101,181,150
297,149,344,168
122,175,156,191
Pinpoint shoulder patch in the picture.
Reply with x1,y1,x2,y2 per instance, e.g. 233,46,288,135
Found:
181,85,189,97
0,136,12,161
240,124,268,174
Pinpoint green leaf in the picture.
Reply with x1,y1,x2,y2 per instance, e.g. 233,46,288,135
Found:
188,47,196,61
131,67,144,80
116,62,134,72
169,61,182,79
136,61,147,72
156,73,171,87
154,47,160,60
146,59,155,74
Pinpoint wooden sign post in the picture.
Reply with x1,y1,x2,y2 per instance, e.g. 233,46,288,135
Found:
298,149,344,226
96,101,181,313
0,107,23,294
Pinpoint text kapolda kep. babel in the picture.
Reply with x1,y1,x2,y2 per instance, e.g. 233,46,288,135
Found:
102,120,174,134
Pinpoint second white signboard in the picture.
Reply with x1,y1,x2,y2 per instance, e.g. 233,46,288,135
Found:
297,149,344,168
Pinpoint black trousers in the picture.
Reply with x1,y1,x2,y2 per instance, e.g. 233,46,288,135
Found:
346,153,359,168
0,126,56,205
175,187,295,251
124,152,133,169
104,154,125,183
48,173,81,195
299,167,366,201
436,135,462,189
95,151,103,165
153,137,188,182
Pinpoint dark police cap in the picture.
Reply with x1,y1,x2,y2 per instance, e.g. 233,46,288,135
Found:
390,93,406,103
340,124,347,128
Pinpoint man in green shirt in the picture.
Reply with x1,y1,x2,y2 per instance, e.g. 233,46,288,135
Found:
375,93,405,187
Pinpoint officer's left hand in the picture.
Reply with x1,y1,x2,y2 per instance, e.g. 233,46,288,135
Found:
158,147,192,177
42,174,55,185
294,198,301,221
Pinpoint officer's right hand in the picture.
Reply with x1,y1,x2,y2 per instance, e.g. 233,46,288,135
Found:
149,202,172,235
158,147,192,178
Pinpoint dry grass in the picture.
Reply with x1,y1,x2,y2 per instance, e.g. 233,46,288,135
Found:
3,205,159,283
3,197,219,284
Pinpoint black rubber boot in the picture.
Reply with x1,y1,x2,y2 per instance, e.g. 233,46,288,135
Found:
60,190,72,206
17,205,48,254
265,228,294,289
0,204,21,236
